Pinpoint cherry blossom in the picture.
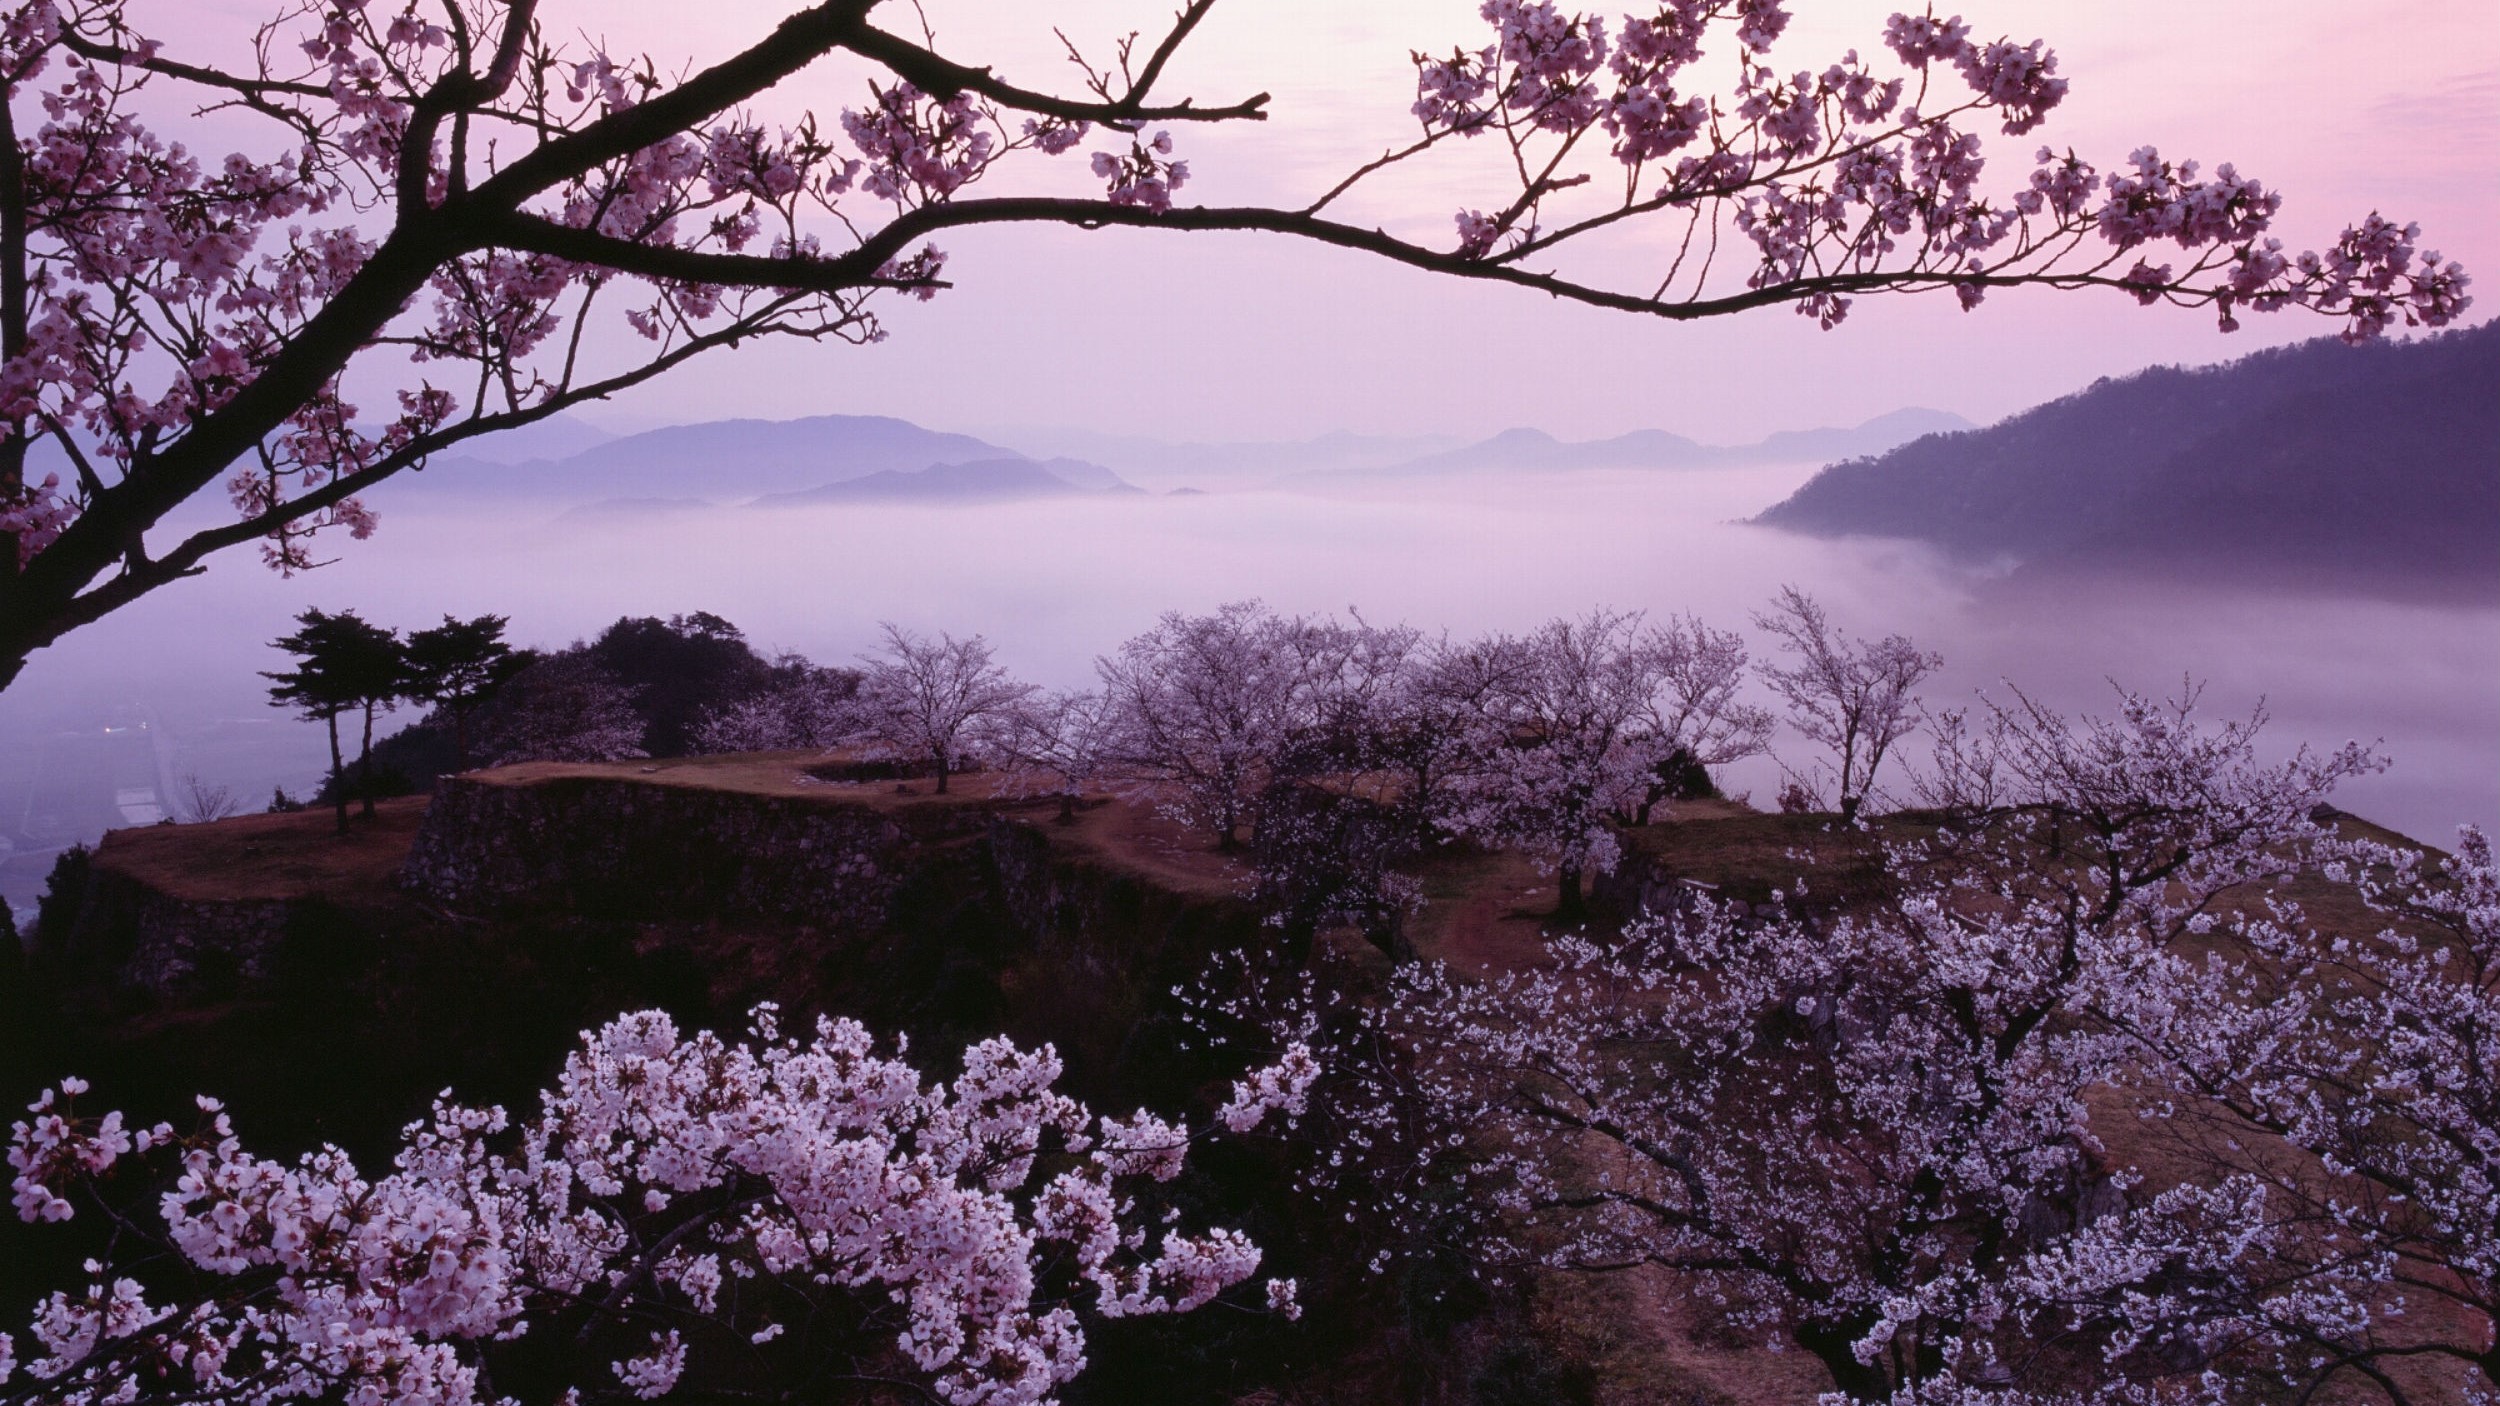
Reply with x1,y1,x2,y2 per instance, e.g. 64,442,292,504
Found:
1304,683,2388,1401
688,656,859,754
1095,601,1332,850
1434,612,1645,913
2113,821,2500,1400
1753,585,1941,819
995,687,1123,822
845,623,1034,793
1359,628,1522,838
5,1005,1314,1406
471,652,648,765
1439,608,1771,916
1386,0,2464,332
1090,130,1191,213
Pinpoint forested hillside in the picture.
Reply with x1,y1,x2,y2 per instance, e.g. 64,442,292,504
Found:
1757,322,2500,590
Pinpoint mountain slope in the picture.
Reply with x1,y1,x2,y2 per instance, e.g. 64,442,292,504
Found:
419,414,1017,500
1356,408,1973,478
1755,324,2500,590
982,426,1464,489
749,457,1131,506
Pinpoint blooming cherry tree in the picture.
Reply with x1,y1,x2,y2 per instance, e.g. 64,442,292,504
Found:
1341,686,2386,1400
1360,631,1524,838
995,687,1122,823
1097,602,1330,850
2114,822,2500,1401
688,656,859,754
1627,611,1775,821
1754,584,1942,819
846,622,1032,793
472,651,648,764
4,1005,1317,1406
0,0,2469,691
1443,608,1754,918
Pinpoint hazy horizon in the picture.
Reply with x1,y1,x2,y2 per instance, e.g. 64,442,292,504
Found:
9,454,2493,917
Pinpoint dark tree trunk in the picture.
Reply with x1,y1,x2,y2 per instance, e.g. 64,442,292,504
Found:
450,702,470,771
1056,791,1076,823
357,701,377,817
1555,865,1585,924
1795,1320,1893,1403
1,100,28,577
1364,911,1418,965
325,713,347,835
1275,912,1316,969
933,750,950,794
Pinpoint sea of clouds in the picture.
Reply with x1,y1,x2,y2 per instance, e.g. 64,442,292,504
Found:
6,459,2492,914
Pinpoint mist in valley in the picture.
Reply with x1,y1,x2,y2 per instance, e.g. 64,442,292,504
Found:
7,456,2492,917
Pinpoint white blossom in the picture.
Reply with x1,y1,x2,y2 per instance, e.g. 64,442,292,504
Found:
8,1007,1310,1406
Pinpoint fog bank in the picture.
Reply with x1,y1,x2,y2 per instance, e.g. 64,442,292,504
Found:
7,461,2492,913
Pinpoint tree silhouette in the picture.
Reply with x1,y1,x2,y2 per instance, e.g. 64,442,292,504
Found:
402,613,522,771
261,607,401,832
1754,585,1942,821
584,613,773,758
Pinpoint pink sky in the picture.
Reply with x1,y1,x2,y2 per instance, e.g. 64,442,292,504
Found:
156,0,2500,442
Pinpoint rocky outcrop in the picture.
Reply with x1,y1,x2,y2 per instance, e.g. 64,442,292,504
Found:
976,816,1269,1094
391,774,1268,1104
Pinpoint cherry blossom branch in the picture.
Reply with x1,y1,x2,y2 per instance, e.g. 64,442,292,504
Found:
52,29,330,101
846,19,1270,127
19,297,854,651
0,0,2471,695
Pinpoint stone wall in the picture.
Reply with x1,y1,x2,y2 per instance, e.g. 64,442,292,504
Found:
46,771,1266,1077
402,775,946,925
32,858,294,1000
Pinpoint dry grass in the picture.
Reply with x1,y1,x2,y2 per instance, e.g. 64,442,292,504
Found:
1538,1265,1835,1406
475,755,1261,899
89,797,431,903
1402,843,1565,974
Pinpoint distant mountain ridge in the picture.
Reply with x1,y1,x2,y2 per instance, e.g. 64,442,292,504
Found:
453,413,617,465
751,458,1137,507
1352,407,1974,478
981,426,1463,489
419,414,1020,500
1755,322,2500,592
411,405,1978,507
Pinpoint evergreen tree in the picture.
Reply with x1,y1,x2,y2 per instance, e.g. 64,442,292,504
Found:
262,609,400,832
403,614,523,771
